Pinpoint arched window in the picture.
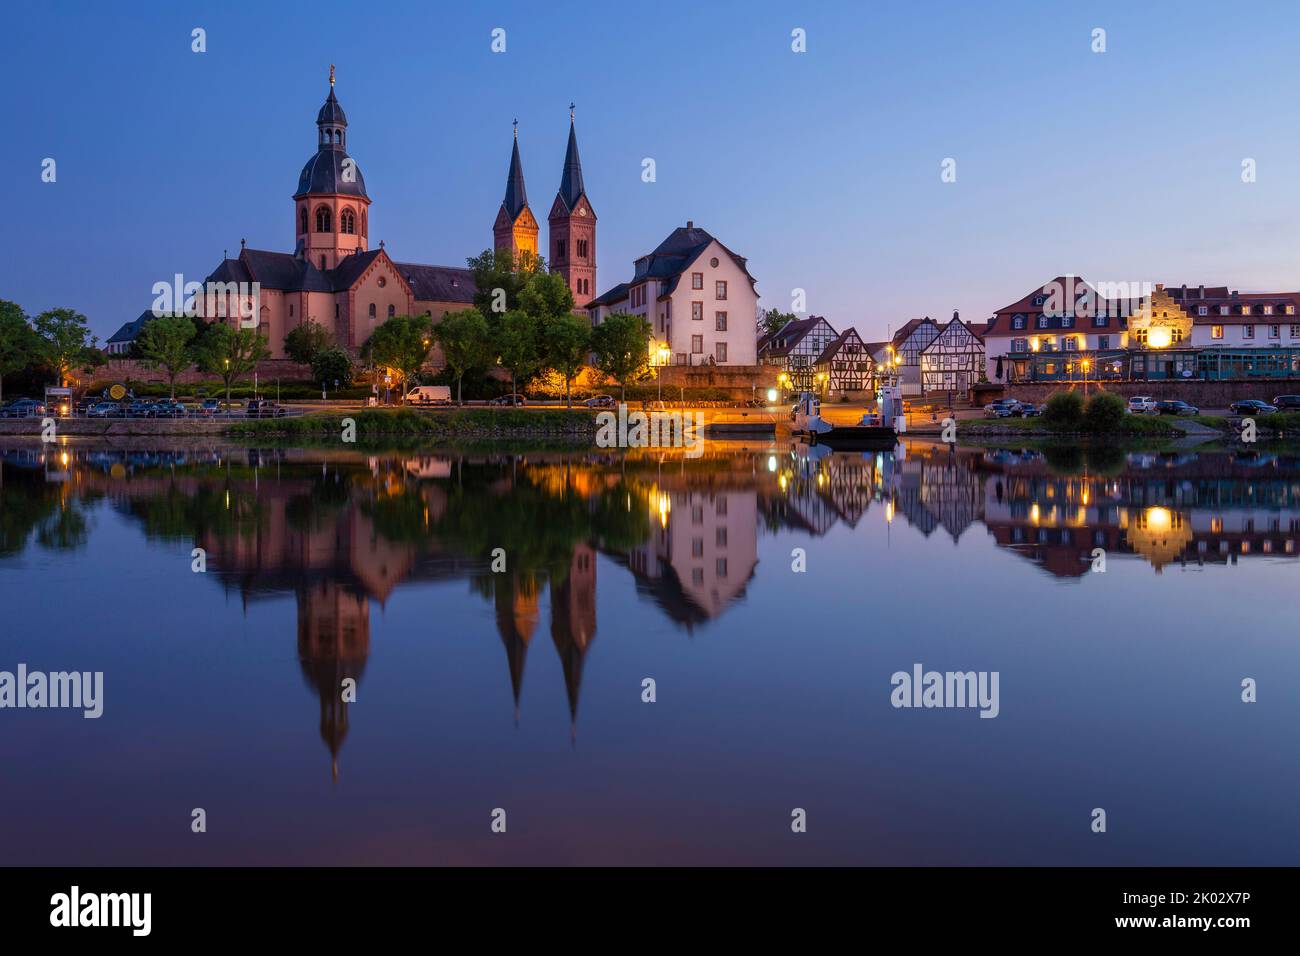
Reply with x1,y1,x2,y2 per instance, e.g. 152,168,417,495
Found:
299,206,308,234
368,303,376,318
315,206,332,232
340,208,355,235
387,305,395,318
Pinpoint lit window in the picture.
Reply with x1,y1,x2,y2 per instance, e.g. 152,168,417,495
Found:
1211,325,1224,339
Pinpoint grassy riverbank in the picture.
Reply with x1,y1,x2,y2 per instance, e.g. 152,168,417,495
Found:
958,415,1179,437
224,407,596,439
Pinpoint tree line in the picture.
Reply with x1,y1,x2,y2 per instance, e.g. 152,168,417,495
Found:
0,250,655,406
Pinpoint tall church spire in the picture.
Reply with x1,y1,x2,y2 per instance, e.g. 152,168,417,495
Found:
548,107,596,302
494,122,538,264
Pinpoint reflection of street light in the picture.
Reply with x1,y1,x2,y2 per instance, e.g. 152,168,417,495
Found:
655,344,671,402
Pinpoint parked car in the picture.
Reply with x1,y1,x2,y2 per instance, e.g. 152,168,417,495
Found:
153,400,187,418
126,401,157,418
1016,403,1041,417
983,399,1021,418
0,398,46,418
1156,399,1199,416
583,395,616,408
246,400,287,418
1127,396,1159,414
87,402,124,419
1231,399,1278,415
489,394,527,407
197,399,221,417
1271,395,1300,410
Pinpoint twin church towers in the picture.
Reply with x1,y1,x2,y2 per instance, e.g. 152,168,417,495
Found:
492,108,597,303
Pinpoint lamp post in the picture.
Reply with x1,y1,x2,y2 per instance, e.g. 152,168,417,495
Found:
656,344,671,403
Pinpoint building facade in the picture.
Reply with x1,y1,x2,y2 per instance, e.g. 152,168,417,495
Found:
919,312,986,393
588,223,759,366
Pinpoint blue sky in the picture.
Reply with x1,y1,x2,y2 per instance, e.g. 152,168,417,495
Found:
5,0,1300,343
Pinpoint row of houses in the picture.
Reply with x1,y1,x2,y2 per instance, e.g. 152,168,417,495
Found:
758,311,984,397
759,275,1300,398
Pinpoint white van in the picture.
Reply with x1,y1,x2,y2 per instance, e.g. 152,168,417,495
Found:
405,385,452,406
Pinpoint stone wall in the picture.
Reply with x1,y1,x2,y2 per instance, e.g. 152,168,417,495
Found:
655,365,776,399
986,379,1300,407
87,358,313,387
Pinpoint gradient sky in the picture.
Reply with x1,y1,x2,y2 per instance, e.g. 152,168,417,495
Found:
5,0,1300,344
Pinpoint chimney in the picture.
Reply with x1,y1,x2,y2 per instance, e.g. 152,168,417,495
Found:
1199,284,1205,300
1180,283,1187,299
1231,290,1238,298
686,220,694,229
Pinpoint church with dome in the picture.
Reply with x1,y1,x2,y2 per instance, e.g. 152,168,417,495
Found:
183,68,597,361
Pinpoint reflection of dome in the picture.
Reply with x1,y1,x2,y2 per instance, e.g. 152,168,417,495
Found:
1127,507,1193,572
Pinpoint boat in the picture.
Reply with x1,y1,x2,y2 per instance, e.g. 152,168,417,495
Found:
789,391,900,448
704,410,776,438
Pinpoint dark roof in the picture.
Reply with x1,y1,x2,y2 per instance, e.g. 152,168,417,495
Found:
296,147,368,199
106,310,157,344
502,136,528,220
317,88,347,127
329,249,386,291
588,282,629,308
985,276,1128,336
1162,284,1300,323
889,317,939,349
213,249,333,292
815,328,868,366
629,225,757,298
395,263,477,303
759,316,834,357
555,120,586,212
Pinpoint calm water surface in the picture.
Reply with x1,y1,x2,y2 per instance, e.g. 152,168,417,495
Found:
1,438,1297,865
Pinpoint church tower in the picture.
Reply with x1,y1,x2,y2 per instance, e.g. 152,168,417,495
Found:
294,66,370,272
493,123,539,266
548,106,596,304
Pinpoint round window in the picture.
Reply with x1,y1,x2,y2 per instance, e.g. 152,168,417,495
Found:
710,257,719,268
377,277,387,288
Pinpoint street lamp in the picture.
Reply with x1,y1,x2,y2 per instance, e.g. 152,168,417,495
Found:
656,344,671,402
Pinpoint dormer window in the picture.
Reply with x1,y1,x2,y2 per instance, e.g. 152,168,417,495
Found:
1197,306,1207,316
1264,305,1274,315
1012,314,1025,329
1032,295,1046,306
1220,306,1229,315
1061,315,1073,328
1037,315,1048,329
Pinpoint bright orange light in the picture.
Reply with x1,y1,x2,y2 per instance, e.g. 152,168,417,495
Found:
1147,327,1173,349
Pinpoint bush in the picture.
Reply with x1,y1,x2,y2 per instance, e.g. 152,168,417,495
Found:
310,347,353,389
1082,391,1127,432
1042,390,1085,429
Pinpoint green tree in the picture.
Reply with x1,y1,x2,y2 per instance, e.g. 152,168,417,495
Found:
518,269,575,323
1082,390,1127,433
137,315,196,399
362,314,433,402
1042,390,1085,430
196,324,271,404
543,313,591,407
311,347,353,391
759,308,797,338
491,310,542,398
590,312,651,400
433,309,492,405
33,308,103,386
0,300,38,405
468,248,533,318
284,320,333,365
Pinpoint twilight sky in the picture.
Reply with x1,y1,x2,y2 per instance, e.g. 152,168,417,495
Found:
4,0,1300,344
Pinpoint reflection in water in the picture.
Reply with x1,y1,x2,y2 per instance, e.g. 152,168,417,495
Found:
3,440,1299,779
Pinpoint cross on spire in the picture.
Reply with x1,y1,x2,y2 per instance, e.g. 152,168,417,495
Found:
329,64,335,87
569,102,575,122
513,118,518,140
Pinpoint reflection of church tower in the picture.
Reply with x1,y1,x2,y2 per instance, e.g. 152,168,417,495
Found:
492,123,539,264
297,581,370,781
550,543,597,738
494,576,540,721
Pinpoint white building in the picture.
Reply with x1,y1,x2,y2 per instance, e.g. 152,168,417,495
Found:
587,222,758,366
